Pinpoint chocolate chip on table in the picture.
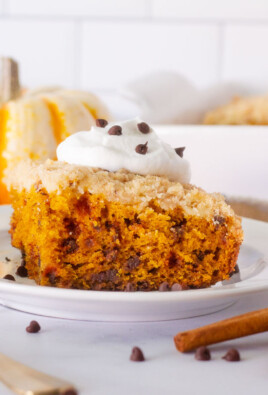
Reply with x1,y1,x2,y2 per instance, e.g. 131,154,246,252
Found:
108,125,122,135
175,147,186,158
96,118,108,128
137,122,150,134
26,320,41,333
171,283,183,291
16,265,28,278
3,274,15,281
222,348,240,362
130,347,145,362
159,282,170,292
195,346,211,361
5,257,11,262
135,142,148,155
61,389,78,395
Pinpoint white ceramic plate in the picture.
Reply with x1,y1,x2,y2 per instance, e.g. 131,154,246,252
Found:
0,205,267,322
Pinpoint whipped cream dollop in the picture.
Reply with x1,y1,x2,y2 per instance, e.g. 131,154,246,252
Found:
57,118,191,183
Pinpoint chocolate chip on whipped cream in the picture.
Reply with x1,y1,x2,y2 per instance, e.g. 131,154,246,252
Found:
135,142,148,155
137,122,150,134
108,125,122,135
175,147,185,158
96,118,108,128
57,118,191,184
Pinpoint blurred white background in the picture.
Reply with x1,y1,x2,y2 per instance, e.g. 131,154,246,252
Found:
1,0,268,105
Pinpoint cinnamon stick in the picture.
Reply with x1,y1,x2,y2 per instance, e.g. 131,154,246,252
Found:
174,308,268,353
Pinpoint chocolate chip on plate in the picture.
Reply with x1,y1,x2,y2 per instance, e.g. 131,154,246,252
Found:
175,147,185,158
26,320,41,333
96,118,108,128
222,348,240,362
61,389,78,395
108,125,122,135
137,122,150,134
130,346,145,362
195,346,211,361
159,282,170,292
135,142,148,155
16,265,28,278
5,256,11,262
3,274,15,281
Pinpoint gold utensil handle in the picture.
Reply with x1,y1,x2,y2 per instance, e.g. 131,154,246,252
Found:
0,352,76,395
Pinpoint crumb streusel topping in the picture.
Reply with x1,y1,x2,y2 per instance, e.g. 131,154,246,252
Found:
6,159,237,220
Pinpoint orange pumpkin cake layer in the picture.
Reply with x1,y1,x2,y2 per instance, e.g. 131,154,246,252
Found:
7,160,243,291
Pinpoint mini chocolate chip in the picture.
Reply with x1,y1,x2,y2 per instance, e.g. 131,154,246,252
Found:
47,270,57,285
137,281,149,291
170,225,185,241
125,282,135,292
125,256,141,271
3,274,15,281
91,269,119,284
130,347,145,362
214,215,225,226
108,125,122,135
137,122,150,134
26,320,41,333
61,389,78,395
159,282,170,292
194,250,205,261
222,348,240,362
195,346,211,361
16,265,28,278
229,264,240,278
62,238,78,254
5,256,10,262
171,283,183,291
135,142,148,155
96,118,108,128
175,147,186,158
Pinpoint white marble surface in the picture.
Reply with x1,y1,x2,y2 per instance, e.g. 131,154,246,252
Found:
1,293,268,395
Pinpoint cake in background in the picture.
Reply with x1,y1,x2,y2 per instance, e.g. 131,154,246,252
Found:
0,57,111,204
203,95,268,125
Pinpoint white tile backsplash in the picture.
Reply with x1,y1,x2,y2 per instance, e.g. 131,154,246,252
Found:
0,20,75,88
8,0,148,17
81,21,220,91
153,0,268,20
0,0,267,101
222,25,268,90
